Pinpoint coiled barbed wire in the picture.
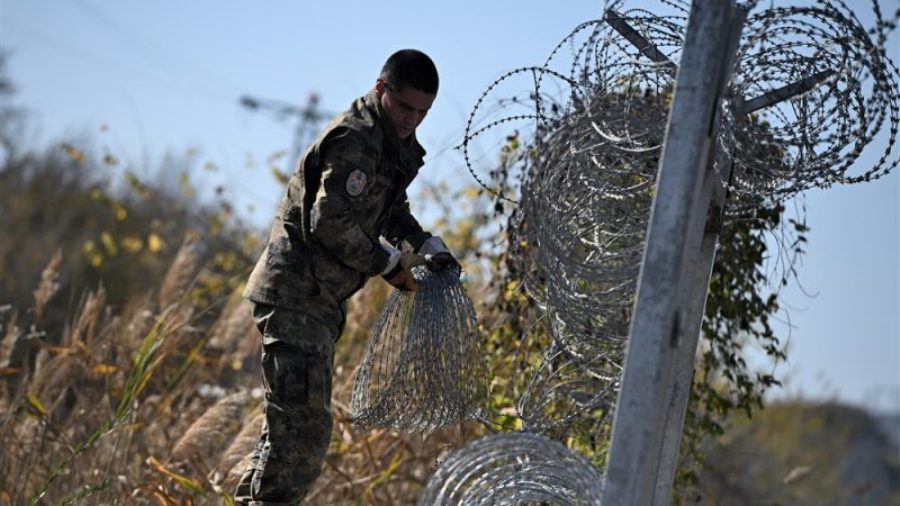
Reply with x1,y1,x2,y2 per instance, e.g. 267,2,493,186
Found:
458,2,687,203
460,2,689,357
721,0,900,207
417,432,605,505
516,346,620,438
351,266,488,432
514,11,680,356
522,92,665,355
422,1,897,500
461,0,897,360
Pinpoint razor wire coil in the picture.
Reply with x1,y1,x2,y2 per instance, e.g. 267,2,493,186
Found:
351,266,488,432
417,1,897,501
459,0,898,360
418,432,605,506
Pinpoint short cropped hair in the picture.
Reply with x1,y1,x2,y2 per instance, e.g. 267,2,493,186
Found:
380,49,439,95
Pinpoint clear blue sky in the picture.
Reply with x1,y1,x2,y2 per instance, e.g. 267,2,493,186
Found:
1,0,897,410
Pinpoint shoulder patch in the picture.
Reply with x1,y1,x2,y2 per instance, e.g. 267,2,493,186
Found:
346,169,368,197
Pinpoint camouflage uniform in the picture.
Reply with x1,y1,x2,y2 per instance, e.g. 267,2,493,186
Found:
235,90,433,505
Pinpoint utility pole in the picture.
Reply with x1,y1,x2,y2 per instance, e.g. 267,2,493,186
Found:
239,92,332,169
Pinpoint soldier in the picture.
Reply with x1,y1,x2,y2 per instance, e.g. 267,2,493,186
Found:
234,49,458,505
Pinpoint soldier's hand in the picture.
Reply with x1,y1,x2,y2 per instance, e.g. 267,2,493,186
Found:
385,252,426,291
425,252,460,273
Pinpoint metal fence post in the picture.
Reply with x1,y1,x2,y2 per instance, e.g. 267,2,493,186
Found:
602,1,745,504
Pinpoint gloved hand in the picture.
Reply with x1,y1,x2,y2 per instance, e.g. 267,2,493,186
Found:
425,251,461,272
418,236,459,274
384,252,426,291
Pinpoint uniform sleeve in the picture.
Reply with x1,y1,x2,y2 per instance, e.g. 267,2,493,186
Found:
385,192,432,252
309,134,390,276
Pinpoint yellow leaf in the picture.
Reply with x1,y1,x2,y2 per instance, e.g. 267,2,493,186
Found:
124,171,152,200
151,490,172,505
506,132,520,150
26,392,47,417
209,214,223,236
83,240,104,267
59,143,85,165
45,345,72,354
241,233,261,256
146,456,206,495
100,232,119,256
112,202,128,221
179,171,195,199
90,188,107,203
214,252,237,271
120,236,143,253
147,233,164,253
91,363,119,375
366,452,405,493
271,167,289,186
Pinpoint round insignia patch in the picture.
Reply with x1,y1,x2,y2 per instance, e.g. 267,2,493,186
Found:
346,169,367,197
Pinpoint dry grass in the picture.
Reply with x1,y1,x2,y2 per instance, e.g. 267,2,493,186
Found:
32,249,62,321
171,391,251,476
159,235,206,309
0,310,23,378
212,410,263,493
0,122,504,504
0,240,487,505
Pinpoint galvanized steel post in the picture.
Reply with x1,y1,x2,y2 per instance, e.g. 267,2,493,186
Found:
602,1,746,504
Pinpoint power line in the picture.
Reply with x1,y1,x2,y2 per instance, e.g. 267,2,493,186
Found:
67,0,245,103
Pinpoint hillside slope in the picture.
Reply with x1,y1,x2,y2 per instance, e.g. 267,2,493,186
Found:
698,402,900,505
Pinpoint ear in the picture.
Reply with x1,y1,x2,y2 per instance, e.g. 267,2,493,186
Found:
375,79,386,97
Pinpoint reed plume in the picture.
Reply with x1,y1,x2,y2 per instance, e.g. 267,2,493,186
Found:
159,235,205,309
212,410,263,492
32,249,62,322
170,391,250,475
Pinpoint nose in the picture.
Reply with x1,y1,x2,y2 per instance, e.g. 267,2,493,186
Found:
410,111,425,127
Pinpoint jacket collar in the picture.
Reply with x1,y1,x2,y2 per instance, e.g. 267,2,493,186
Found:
363,89,425,159
356,90,427,179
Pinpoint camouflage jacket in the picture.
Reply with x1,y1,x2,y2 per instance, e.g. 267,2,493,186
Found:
243,90,432,327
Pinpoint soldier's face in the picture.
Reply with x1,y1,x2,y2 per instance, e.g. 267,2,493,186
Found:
376,80,435,140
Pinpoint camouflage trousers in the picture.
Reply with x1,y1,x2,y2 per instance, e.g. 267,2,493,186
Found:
234,302,342,505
